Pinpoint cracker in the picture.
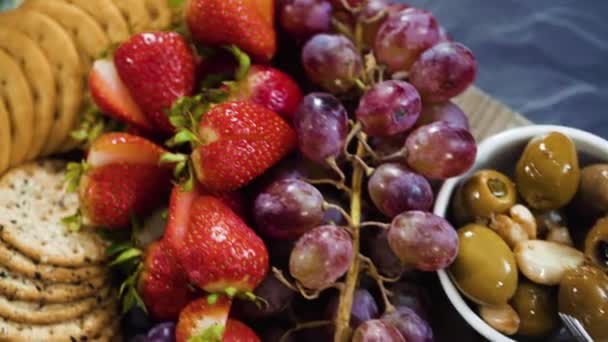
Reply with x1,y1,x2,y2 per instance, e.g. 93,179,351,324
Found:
0,49,34,167
0,9,82,156
22,0,111,72
0,298,116,342
57,0,130,44
0,27,56,162
112,0,151,34
0,287,111,324
0,265,107,303
0,239,107,283
0,100,11,176
0,161,107,267
143,0,171,30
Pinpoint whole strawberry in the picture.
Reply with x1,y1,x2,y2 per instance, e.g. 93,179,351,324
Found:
164,186,269,294
189,101,296,192
138,241,197,321
185,0,276,62
176,296,232,342
114,32,196,133
223,319,261,342
231,65,303,121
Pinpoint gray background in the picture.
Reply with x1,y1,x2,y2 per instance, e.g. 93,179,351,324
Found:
408,0,608,138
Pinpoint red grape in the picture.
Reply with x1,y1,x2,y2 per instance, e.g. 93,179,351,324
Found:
289,225,353,290
236,274,295,319
356,80,422,137
360,0,408,48
364,230,406,278
254,179,325,240
388,282,432,320
409,42,477,103
414,102,470,130
387,211,459,271
302,34,363,93
405,122,477,179
353,320,405,342
374,8,441,73
280,0,333,39
382,306,433,342
293,93,349,164
368,163,433,218
326,289,380,329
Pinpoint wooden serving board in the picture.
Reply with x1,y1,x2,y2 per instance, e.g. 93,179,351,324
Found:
456,86,531,141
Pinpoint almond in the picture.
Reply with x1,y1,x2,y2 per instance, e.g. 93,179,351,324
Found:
514,240,584,285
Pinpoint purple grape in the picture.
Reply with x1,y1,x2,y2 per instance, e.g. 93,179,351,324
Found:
382,306,433,342
321,192,348,226
374,8,442,73
414,102,470,130
289,225,353,290
254,179,325,240
302,34,363,93
356,80,422,137
147,322,175,342
368,163,433,218
388,282,432,320
364,230,406,278
236,274,295,319
405,122,477,179
352,320,406,342
387,211,459,271
280,0,333,39
293,93,349,164
409,42,477,103
326,289,380,329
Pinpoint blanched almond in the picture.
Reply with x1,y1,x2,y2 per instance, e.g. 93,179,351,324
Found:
479,304,520,335
546,226,574,247
510,204,537,239
491,215,529,249
514,240,584,285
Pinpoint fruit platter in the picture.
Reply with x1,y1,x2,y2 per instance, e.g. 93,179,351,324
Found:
0,0,606,341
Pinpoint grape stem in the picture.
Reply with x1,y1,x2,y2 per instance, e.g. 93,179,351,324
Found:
359,221,389,230
323,202,354,227
280,320,334,342
360,254,396,314
305,178,352,195
326,157,346,182
379,146,408,163
333,139,366,342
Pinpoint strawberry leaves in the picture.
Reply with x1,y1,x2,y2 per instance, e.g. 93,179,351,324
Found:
70,104,125,149
64,160,90,193
224,45,251,81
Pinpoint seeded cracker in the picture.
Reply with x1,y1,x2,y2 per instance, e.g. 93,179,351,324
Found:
143,0,172,30
112,0,152,34
56,0,130,44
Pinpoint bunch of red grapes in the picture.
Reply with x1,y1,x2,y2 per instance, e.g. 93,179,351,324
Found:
240,0,478,341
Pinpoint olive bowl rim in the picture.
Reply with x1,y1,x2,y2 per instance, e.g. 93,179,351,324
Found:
434,124,608,342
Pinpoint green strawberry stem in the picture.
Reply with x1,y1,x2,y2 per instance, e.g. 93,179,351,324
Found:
333,138,366,342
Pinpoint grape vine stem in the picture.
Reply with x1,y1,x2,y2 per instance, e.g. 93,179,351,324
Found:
333,139,366,342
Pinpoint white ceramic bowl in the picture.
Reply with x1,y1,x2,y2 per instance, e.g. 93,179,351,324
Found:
433,125,608,342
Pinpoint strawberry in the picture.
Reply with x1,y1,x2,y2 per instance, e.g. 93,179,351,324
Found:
88,59,155,133
223,319,261,342
190,101,296,191
114,32,196,133
185,0,276,62
230,65,303,121
65,133,172,230
138,241,197,321
175,296,232,342
164,186,269,294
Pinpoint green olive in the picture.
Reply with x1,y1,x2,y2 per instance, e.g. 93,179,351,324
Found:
574,164,608,219
515,132,580,211
450,224,518,305
453,170,517,225
558,265,608,340
584,216,608,272
510,280,559,337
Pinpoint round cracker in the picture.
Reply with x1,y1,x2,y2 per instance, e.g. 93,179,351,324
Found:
0,27,56,161
0,160,107,267
0,287,110,324
0,9,82,157
112,0,151,33
0,101,11,175
0,239,107,283
0,264,108,303
22,0,111,72
0,299,116,342
143,0,171,30
57,0,130,44
0,50,34,167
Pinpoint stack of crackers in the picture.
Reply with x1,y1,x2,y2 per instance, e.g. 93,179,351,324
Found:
0,160,120,341
0,0,175,175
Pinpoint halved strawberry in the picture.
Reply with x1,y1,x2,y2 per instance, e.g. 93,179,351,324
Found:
223,319,261,342
138,241,197,321
88,59,155,132
164,186,269,294
87,132,167,167
176,296,232,342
